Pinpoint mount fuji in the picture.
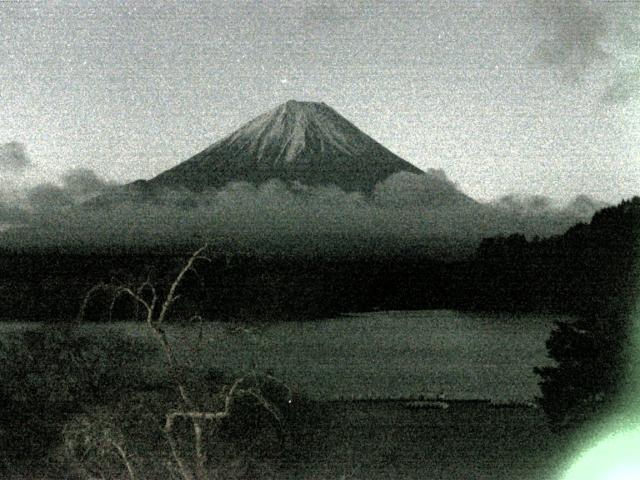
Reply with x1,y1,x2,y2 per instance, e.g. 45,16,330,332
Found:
146,100,424,193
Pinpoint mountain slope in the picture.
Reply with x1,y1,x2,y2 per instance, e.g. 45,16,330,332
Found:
149,100,424,192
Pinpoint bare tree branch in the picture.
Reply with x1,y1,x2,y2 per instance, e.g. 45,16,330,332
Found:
165,377,245,432
76,282,109,323
163,429,194,480
76,244,287,480
111,441,137,480
157,244,210,325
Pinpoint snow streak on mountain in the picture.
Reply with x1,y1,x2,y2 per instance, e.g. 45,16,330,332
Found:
150,100,424,192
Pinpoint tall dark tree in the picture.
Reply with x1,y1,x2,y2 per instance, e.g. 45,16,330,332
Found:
535,308,632,430
534,197,640,430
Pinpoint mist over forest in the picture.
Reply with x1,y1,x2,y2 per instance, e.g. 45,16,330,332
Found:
0,161,604,257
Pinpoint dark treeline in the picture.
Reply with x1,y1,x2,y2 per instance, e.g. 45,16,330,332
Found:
0,197,638,322
0,248,464,322
468,196,639,316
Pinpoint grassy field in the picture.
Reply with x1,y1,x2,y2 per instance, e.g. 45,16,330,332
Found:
279,400,570,480
1,310,567,402
3,401,575,480
1,310,578,479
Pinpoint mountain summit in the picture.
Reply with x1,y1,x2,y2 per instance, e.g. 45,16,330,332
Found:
149,100,423,192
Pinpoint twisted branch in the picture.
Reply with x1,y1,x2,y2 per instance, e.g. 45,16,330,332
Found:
77,245,285,480
157,244,210,325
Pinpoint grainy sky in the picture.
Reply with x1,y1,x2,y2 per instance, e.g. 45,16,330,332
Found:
1,0,638,203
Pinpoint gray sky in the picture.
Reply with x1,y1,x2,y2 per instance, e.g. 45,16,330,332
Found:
1,0,638,203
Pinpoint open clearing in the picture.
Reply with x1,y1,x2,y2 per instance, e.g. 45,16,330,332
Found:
211,309,563,402
2,309,566,402
280,400,569,480
1,310,578,478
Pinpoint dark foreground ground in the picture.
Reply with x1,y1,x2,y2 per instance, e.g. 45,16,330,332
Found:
278,400,569,480
9,400,572,480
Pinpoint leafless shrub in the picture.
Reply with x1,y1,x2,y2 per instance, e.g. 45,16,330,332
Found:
75,245,288,480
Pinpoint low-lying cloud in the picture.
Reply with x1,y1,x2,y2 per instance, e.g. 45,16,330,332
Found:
0,165,117,222
490,193,607,219
0,142,31,173
0,202,27,225
61,168,117,198
0,169,606,258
